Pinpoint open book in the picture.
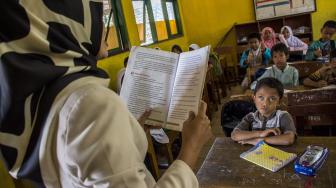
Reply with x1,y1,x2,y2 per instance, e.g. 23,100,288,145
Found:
240,141,297,172
120,46,210,131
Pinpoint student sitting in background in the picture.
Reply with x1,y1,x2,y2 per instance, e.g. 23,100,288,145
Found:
240,33,271,90
231,77,296,146
250,43,299,90
306,20,336,61
279,26,308,54
303,62,336,88
172,44,183,54
261,27,277,49
117,56,128,94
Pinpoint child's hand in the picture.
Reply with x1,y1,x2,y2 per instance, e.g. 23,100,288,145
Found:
314,48,322,57
247,52,253,64
259,128,281,138
260,42,266,51
317,80,328,88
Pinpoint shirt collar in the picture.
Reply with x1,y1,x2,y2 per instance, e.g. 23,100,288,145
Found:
255,110,277,122
273,64,289,72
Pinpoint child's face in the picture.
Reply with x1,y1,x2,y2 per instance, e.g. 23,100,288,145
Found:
173,48,182,54
272,51,288,70
321,27,336,41
253,86,280,118
264,30,272,40
282,28,290,39
248,38,260,50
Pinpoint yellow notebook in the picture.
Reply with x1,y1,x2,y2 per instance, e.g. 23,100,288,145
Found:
240,141,297,172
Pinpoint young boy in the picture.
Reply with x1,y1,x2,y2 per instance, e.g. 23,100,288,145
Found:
240,33,271,90
306,20,336,61
250,43,299,90
231,77,296,146
303,61,336,88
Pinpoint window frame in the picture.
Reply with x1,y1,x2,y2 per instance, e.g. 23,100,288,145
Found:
104,0,130,56
132,0,183,46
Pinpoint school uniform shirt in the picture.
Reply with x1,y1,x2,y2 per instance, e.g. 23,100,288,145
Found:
38,77,198,188
234,110,296,134
305,39,336,61
308,65,336,85
250,64,299,90
239,48,271,68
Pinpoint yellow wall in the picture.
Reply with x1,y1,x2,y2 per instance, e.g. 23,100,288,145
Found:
180,0,255,47
98,0,189,90
312,0,336,40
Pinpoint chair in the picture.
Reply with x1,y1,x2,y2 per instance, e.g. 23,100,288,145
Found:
215,46,239,91
220,99,256,136
145,129,161,180
204,67,219,113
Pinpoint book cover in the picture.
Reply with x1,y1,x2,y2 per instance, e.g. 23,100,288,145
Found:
240,141,297,172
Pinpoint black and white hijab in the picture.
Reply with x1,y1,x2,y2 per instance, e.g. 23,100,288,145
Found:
0,0,109,186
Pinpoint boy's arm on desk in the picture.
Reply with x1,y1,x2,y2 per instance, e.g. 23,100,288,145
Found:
234,131,295,146
264,131,296,146
231,129,262,141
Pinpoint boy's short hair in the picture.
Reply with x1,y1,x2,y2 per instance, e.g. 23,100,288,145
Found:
271,43,289,56
171,44,182,52
322,20,336,29
254,77,284,99
124,57,129,67
248,33,261,41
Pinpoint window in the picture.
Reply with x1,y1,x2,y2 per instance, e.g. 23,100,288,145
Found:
103,0,129,55
132,0,183,45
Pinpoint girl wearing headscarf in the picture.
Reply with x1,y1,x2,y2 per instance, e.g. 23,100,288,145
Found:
261,27,277,49
0,1,212,187
279,26,308,54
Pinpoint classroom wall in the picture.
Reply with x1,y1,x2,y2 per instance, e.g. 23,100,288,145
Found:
99,0,336,90
311,0,336,40
180,0,336,51
98,0,189,90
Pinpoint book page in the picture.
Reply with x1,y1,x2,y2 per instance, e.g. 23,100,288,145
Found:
165,46,210,131
120,46,179,126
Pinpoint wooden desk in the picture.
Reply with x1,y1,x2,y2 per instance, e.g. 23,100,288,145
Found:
288,61,323,79
197,137,336,188
287,88,336,135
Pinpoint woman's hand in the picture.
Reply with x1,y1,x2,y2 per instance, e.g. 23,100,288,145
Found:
177,101,213,169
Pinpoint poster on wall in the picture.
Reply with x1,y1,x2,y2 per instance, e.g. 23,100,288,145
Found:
254,0,316,20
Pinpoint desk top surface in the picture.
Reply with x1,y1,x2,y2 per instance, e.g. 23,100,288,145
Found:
197,137,336,188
